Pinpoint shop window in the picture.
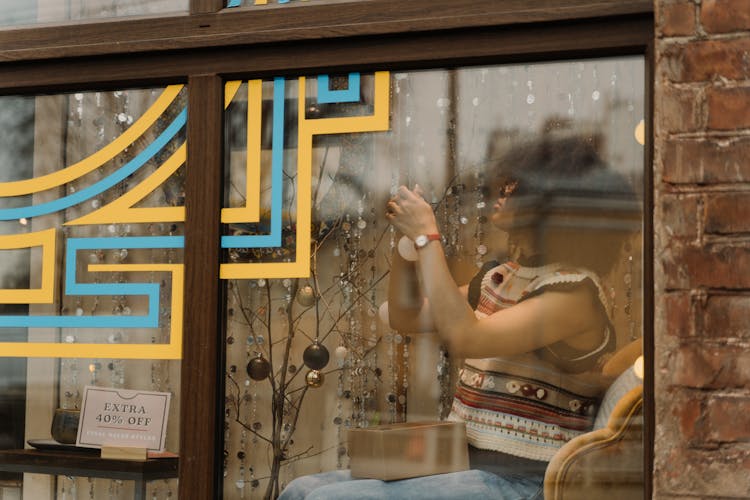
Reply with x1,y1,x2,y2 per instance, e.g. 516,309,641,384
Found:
222,59,645,499
225,0,352,7
0,0,187,29
0,86,186,499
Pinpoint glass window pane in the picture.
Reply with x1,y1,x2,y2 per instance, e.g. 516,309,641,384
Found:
0,85,186,499
0,0,187,29
226,0,364,8
222,60,645,498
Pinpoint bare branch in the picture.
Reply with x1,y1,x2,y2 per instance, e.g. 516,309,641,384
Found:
280,445,337,467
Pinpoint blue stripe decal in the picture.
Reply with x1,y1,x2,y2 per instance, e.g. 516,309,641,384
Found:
317,73,361,104
0,236,183,329
0,109,187,221
221,77,284,249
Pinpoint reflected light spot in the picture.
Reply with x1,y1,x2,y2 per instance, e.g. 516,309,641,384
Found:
633,355,644,379
634,119,645,145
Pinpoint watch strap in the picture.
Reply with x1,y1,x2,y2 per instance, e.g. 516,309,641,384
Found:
414,233,441,249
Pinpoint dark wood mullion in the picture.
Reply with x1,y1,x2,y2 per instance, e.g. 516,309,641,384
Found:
0,16,653,93
643,38,655,500
0,0,652,63
191,0,225,15
181,74,224,500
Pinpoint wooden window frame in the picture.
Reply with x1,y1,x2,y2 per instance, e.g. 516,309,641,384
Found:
0,1,654,499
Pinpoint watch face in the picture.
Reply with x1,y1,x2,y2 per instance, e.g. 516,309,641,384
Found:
414,235,428,247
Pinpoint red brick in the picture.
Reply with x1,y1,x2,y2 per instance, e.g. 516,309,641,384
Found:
664,388,705,443
664,243,750,289
705,192,750,234
661,140,703,183
707,86,750,130
656,84,704,134
661,194,699,240
661,1,697,36
672,343,750,388
706,396,750,442
662,138,750,184
704,295,750,340
701,0,750,33
680,397,704,443
662,292,694,337
655,447,750,496
661,38,750,82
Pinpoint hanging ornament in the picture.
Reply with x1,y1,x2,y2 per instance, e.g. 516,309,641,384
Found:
378,301,390,325
305,369,325,388
303,342,330,370
246,354,270,381
296,285,316,307
397,235,418,262
334,345,348,361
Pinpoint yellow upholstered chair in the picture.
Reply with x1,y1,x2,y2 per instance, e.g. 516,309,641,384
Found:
544,339,644,500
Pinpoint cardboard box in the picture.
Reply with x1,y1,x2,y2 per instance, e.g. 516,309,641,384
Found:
347,421,469,481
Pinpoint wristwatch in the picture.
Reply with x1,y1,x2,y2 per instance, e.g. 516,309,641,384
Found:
414,233,441,249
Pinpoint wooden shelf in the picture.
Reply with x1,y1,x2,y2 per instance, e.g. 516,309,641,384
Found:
0,449,178,500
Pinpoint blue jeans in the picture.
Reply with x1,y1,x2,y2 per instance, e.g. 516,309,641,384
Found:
278,469,544,500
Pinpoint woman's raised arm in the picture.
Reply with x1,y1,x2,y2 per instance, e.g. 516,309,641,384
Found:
387,244,433,332
387,185,604,359
415,239,603,359
385,185,470,334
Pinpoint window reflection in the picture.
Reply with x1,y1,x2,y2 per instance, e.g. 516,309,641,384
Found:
0,0,186,28
223,58,644,499
0,87,184,499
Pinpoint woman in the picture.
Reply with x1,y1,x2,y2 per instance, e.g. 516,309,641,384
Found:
280,133,638,499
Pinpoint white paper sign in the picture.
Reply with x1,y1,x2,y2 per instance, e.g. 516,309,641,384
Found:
76,386,171,452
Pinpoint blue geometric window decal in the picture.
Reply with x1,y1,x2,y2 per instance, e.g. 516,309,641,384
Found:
220,77,285,249
317,73,361,104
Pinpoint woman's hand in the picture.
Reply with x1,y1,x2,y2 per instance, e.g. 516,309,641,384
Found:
385,185,439,240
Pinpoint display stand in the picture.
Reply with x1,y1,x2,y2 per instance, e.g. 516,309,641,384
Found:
101,446,148,461
0,449,177,500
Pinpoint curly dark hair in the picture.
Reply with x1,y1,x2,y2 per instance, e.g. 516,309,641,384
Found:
487,128,640,277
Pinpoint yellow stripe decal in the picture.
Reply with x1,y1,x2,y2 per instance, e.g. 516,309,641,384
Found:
0,85,183,197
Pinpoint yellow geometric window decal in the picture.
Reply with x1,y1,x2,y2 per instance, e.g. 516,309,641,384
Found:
65,143,187,225
0,73,392,357
220,71,391,280
0,228,56,304
221,79,263,224
1,262,183,360
66,82,245,227
0,86,183,197
0,85,187,359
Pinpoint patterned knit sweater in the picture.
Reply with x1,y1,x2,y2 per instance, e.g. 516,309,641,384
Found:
448,261,615,462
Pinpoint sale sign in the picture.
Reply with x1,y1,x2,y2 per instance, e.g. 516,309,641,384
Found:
76,386,171,452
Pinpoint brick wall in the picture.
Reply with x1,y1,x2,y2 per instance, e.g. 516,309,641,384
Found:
654,0,750,497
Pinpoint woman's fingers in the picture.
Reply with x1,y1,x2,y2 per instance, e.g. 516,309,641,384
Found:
397,185,418,200
387,185,429,223
386,186,438,237
386,200,403,215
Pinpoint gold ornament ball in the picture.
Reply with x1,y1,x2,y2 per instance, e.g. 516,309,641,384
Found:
297,285,316,307
305,369,324,388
